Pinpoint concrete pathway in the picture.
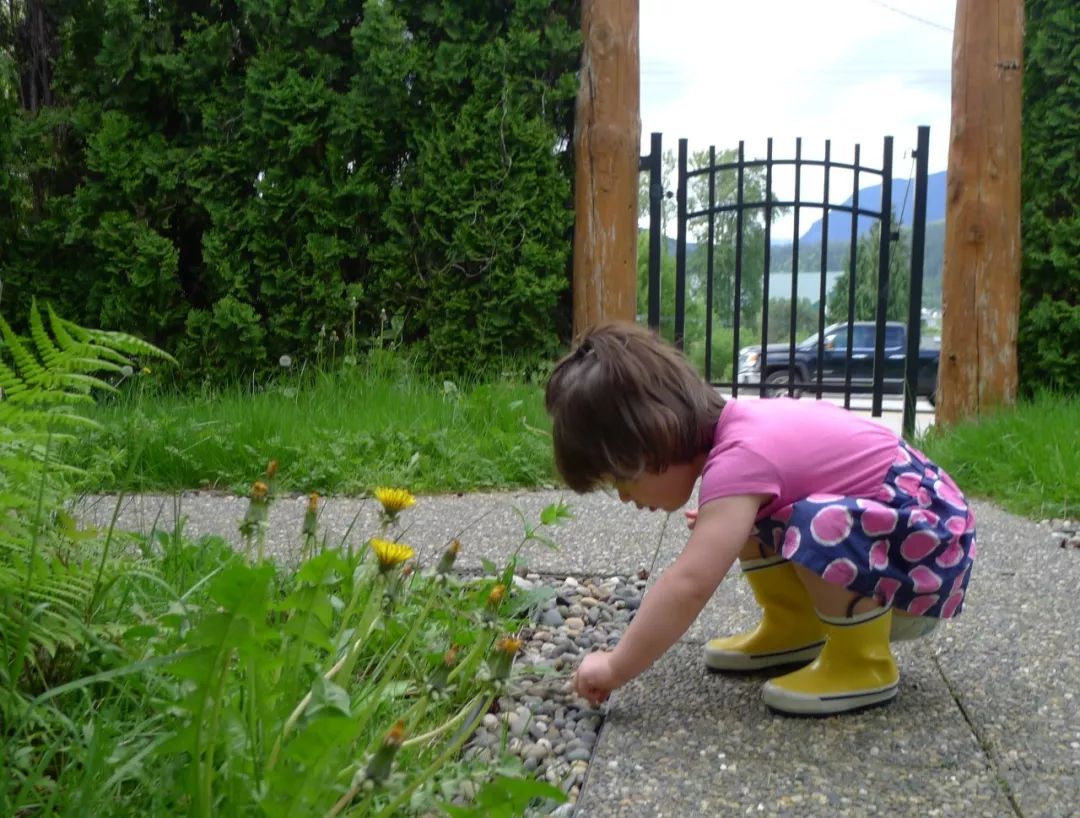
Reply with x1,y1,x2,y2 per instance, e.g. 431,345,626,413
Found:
76,490,1080,817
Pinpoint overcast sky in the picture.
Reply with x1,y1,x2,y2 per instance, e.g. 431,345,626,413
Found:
640,0,957,176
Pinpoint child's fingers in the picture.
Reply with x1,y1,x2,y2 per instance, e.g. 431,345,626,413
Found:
684,508,699,530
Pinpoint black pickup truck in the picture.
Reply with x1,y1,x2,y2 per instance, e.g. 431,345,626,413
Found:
736,321,940,404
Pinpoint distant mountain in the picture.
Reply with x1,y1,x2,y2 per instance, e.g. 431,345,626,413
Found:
796,170,946,246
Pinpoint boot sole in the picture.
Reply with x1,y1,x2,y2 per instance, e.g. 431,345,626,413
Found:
761,679,899,715
704,640,826,672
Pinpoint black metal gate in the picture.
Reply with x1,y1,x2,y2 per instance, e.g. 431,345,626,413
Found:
639,127,932,438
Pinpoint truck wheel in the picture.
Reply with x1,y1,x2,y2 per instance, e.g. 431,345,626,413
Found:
765,369,804,399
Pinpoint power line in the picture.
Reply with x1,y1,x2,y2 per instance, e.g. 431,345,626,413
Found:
865,0,953,34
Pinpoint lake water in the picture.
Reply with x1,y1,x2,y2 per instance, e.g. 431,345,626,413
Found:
765,271,844,305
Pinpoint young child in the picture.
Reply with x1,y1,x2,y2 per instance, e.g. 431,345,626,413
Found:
545,321,976,715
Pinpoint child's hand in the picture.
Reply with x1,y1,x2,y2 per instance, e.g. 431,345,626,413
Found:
685,508,698,530
574,651,621,707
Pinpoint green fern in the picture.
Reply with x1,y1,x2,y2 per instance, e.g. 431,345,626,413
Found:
0,300,175,688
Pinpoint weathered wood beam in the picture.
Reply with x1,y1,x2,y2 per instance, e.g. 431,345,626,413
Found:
572,0,640,337
938,0,1025,424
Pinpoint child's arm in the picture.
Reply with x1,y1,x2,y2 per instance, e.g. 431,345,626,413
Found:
574,493,764,705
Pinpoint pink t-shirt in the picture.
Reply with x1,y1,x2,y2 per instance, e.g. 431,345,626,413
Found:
698,399,900,521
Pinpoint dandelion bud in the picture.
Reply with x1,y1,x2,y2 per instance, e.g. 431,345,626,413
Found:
251,481,269,502
302,492,319,539
120,365,134,378
490,636,523,681
487,584,506,609
435,539,460,575
427,645,459,692
265,460,279,479
364,720,406,785
279,354,293,368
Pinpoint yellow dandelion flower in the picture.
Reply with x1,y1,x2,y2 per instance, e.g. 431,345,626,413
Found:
370,538,415,571
251,480,269,502
374,487,416,516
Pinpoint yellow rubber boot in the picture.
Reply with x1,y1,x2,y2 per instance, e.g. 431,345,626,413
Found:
704,557,826,671
762,606,899,715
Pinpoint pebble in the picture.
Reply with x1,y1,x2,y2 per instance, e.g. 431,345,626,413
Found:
462,573,642,813
1043,518,1080,549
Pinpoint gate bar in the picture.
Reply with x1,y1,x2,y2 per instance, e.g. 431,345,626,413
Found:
902,126,931,438
871,137,895,417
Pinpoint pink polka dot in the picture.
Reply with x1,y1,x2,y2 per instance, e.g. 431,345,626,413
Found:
916,487,933,508
861,503,899,536
951,567,969,594
968,538,978,559
875,484,896,503
910,565,943,594
806,493,844,504
908,508,940,528
875,577,901,605
893,447,912,466
934,479,967,511
781,527,801,559
935,539,965,568
900,530,939,562
965,512,977,534
810,505,853,545
895,473,922,496
822,558,859,587
773,506,794,524
907,594,940,616
908,446,929,462
868,539,890,571
945,515,966,537
941,590,964,618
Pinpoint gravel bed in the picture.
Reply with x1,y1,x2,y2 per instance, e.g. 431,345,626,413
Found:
461,572,646,815
1040,517,1080,549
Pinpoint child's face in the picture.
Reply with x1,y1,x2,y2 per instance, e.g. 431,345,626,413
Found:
612,461,700,513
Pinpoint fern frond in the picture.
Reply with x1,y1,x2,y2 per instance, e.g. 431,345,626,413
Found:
1,304,175,675
77,325,179,366
0,316,48,389
28,300,58,367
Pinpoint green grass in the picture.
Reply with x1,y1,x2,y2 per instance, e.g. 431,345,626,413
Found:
70,354,555,496
917,391,1079,520
70,350,1078,521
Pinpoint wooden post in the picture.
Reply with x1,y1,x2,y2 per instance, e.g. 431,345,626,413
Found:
572,0,640,338
938,0,1024,424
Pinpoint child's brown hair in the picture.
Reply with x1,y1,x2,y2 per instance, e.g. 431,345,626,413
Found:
544,321,726,492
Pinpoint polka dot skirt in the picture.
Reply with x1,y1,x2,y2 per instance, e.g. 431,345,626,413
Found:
753,441,976,618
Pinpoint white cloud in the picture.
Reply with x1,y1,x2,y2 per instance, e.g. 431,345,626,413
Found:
640,0,956,173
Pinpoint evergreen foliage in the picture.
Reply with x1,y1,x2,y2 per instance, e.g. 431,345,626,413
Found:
1021,0,1080,393
0,0,580,380
826,219,911,325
